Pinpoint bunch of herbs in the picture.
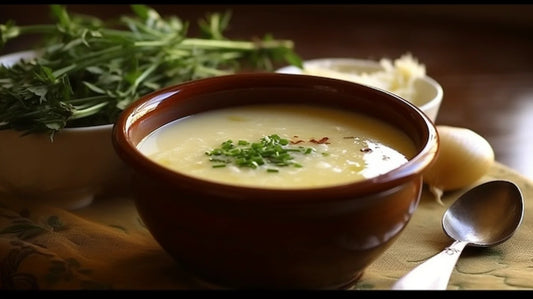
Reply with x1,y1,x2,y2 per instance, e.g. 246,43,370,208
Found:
0,5,301,138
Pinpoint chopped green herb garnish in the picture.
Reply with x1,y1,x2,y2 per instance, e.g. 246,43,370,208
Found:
205,134,314,172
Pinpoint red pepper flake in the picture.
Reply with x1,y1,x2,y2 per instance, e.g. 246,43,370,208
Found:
360,147,372,153
310,137,330,144
290,139,305,144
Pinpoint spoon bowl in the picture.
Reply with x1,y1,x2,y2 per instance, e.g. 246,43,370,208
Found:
443,180,524,247
392,180,524,290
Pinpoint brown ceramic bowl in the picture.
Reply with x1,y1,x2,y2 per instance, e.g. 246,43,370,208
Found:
112,73,439,289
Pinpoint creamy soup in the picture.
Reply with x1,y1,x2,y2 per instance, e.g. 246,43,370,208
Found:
137,104,417,188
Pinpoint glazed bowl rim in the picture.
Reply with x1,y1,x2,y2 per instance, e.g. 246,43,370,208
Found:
112,72,439,203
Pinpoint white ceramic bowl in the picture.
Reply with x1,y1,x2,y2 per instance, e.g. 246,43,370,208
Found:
0,51,129,209
0,126,128,210
277,58,443,122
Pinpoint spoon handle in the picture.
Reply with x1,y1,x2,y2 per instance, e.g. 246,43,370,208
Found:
391,240,468,290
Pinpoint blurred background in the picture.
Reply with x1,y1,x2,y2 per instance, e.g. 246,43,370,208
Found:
2,4,533,179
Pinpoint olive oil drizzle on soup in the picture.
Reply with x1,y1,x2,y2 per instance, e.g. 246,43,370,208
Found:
137,104,417,188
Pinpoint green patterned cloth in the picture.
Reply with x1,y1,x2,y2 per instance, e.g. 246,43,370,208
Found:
1,162,532,290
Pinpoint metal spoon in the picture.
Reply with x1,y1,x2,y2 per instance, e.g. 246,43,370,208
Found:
391,180,524,290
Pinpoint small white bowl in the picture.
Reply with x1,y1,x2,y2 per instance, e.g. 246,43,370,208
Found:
0,125,128,210
0,50,129,209
277,58,443,122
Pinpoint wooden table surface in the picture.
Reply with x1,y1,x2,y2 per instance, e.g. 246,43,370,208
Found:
2,4,533,180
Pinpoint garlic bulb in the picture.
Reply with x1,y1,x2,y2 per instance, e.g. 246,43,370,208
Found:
423,125,495,204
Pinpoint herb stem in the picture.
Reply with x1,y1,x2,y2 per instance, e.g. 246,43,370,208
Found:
181,38,294,50
70,102,109,119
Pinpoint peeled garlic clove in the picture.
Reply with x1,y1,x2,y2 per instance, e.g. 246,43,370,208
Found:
423,125,495,204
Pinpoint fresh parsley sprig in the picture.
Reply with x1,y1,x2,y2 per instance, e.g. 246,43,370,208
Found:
0,5,302,137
